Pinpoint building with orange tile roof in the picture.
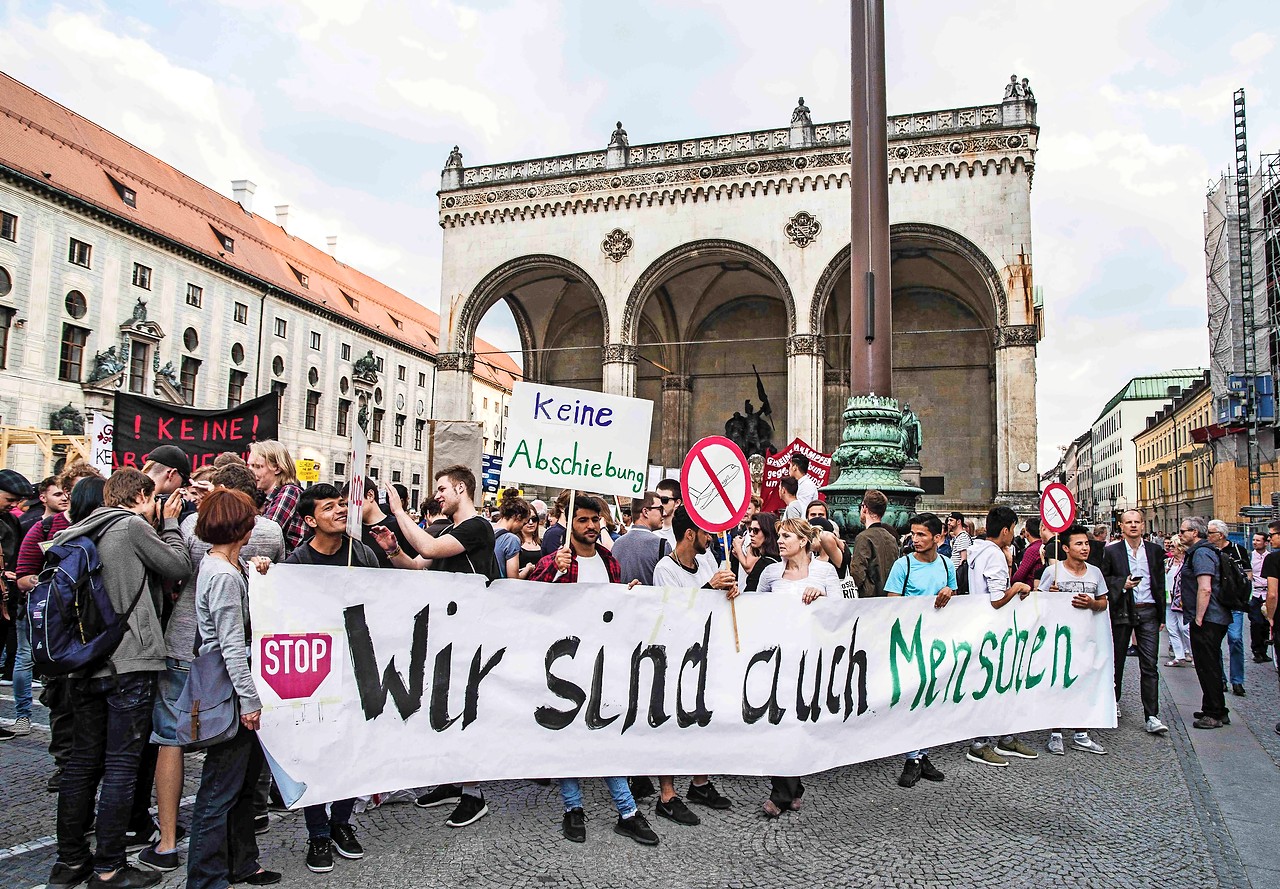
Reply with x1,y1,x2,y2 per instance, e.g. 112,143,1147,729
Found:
0,72,519,503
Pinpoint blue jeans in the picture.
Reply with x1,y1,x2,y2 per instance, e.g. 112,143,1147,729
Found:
905,749,929,760
55,673,156,873
1225,611,1245,686
186,724,264,889
559,777,636,818
304,798,356,840
13,615,32,719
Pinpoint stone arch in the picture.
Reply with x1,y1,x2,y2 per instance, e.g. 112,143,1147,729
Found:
810,223,1008,335
453,254,609,354
622,239,797,346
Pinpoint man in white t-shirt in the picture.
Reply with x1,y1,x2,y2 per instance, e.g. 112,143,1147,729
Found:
1035,523,1110,756
655,478,719,573
789,454,819,516
965,505,1039,768
648,507,736,826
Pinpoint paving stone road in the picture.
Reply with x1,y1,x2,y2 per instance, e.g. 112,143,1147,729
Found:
2,646,1276,889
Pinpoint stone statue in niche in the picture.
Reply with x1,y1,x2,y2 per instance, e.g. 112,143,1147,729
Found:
87,346,126,382
738,367,775,457
899,402,923,462
791,97,812,127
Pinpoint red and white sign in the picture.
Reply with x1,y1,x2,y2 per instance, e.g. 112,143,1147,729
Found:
760,439,832,514
259,633,333,700
680,436,752,533
1040,483,1077,535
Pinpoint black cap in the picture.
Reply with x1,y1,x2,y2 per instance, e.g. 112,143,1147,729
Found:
809,516,836,533
949,511,965,522
0,469,35,498
146,445,192,484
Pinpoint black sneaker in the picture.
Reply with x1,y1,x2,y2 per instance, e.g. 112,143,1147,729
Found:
898,758,922,788
234,870,282,885
330,823,364,860
562,807,586,843
305,838,334,874
0,726,15,741
48,860,93,887
87,864,161,887
655,795,700,825
444,793,489,828
628,776,655,799
253,814,270,835
918,755,945,782
614,812,659,846
1232,683,1246,696
123,820,158,851
136,845,180,873
415,784,463,809
1193,711,1231,724
686,780,731,810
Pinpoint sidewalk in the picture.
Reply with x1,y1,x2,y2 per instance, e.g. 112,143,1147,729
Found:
1158,641,1279,889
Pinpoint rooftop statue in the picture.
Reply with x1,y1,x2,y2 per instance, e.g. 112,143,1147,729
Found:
444,145,464,169
609,121,629,149
791,97,812,128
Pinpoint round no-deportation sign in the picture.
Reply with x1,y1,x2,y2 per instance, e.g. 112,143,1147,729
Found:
1040,482,1076,535
680,436,752,533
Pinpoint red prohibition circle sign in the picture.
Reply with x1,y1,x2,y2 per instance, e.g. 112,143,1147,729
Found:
1039,483,1077,535
679,436,752,534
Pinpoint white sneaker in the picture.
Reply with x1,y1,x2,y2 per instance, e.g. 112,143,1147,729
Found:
1072,735,1107,755
1145,716,1168,735
11,717,30,736
0,679,12,687
1047,734,1065,755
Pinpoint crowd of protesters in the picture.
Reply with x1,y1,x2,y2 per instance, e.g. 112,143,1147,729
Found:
0,442,1276,885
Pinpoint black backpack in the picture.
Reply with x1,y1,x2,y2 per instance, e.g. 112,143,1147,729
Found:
1214,545,1251,612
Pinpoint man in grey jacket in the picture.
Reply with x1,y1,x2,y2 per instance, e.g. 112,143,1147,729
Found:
48,468,191,889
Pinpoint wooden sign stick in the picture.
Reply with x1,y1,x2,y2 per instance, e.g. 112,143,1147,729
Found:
722,530,740,652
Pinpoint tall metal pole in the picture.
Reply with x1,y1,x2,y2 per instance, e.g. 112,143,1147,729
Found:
849,0,893,396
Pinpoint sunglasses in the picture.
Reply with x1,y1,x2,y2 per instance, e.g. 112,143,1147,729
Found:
657,496,675,505
749,527,763,534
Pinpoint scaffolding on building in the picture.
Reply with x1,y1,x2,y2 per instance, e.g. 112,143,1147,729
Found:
1233,89,1263,506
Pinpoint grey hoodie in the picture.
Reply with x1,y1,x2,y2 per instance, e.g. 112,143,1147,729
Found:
51,506,192,677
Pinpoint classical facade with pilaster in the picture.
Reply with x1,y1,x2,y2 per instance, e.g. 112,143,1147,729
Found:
435,79,1044,514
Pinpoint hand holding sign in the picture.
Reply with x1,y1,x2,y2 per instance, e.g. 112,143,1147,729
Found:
681,436,751,651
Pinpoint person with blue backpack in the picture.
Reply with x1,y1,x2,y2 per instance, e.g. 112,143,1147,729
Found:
42,467,192,889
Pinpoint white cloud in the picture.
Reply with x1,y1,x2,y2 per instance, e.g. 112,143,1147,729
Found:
1231,31,1275,65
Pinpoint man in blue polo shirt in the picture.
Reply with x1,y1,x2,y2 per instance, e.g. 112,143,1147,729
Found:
884,511,955,788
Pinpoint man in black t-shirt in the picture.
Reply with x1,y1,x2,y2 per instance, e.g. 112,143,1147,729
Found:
384,465,498,828
386,465,499,580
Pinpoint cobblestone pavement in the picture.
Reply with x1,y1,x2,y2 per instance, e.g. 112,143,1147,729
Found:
2,651,1275,889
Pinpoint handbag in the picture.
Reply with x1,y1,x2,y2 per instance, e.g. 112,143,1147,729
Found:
175,648,240,749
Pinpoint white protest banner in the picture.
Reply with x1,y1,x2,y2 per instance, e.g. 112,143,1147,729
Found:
345,422,367,540
251,567,1115,808
500,381,653,497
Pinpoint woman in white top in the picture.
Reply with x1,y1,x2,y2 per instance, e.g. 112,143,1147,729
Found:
746,518,843,602
727,517,837,816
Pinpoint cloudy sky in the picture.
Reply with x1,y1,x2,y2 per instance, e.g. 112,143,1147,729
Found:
2,0,1277,470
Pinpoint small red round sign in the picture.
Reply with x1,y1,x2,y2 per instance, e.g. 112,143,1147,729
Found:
679,436,752,534
1039,483,1077,535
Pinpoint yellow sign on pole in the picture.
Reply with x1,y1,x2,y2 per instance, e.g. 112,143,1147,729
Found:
296,458,321,483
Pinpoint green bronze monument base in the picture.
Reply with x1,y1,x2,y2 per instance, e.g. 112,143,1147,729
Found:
820,394,923,534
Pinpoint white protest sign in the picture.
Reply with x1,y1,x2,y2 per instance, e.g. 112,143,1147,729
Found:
501,381,653,497
251,567,1115,807
89,412,113,477
346,421,367,540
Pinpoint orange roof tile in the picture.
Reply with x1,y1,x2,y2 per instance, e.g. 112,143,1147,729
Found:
0,72,521,390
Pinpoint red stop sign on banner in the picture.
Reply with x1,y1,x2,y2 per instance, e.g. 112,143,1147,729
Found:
260,633,332,700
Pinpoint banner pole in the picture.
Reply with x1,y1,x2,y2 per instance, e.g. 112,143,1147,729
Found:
722,529,740,652
565,488,576,551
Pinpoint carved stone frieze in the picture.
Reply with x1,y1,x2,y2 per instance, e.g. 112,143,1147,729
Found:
437,351,475,373
785,212,822,248
995,325,1038,349
662,374,692,392
786,334,825,357
602,343,638,364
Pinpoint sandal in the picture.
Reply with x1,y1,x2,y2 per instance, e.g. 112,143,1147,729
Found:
1165,658,1181,667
